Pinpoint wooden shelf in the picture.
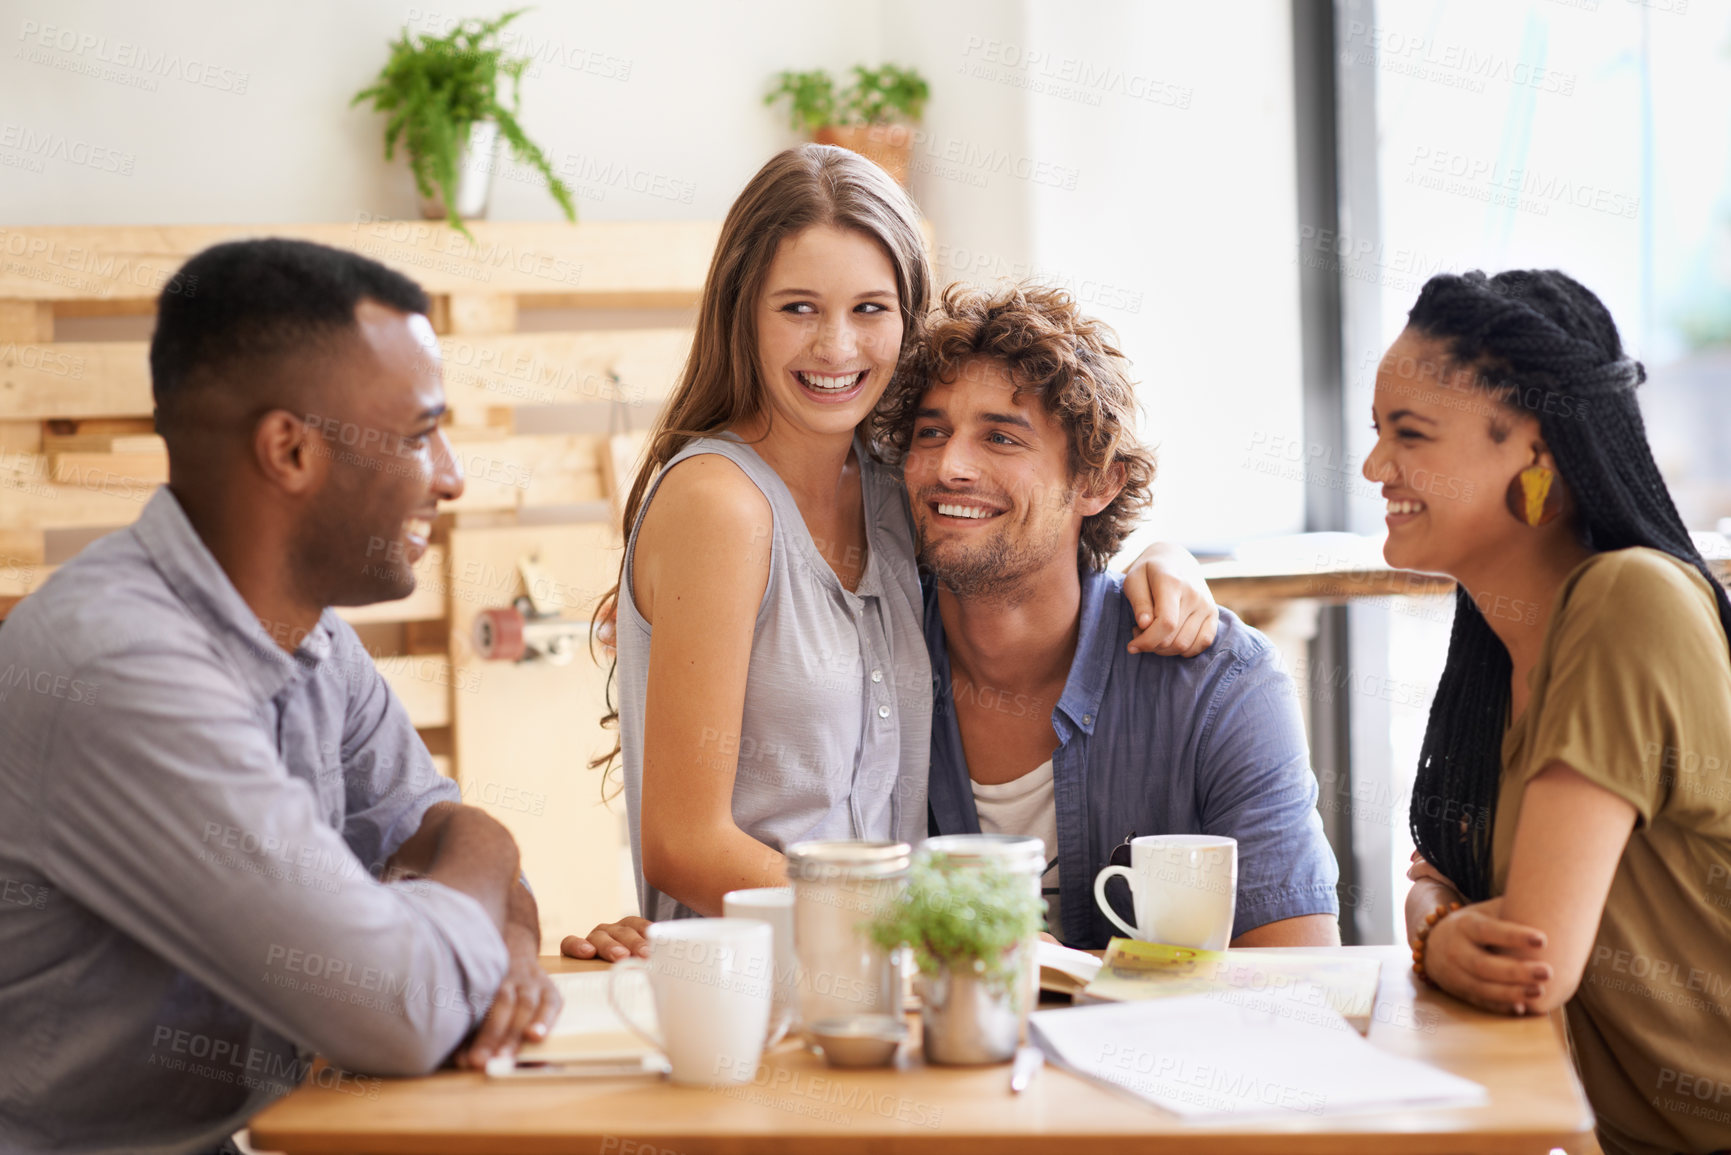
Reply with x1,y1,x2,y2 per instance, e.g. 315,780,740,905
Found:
0,220,721,306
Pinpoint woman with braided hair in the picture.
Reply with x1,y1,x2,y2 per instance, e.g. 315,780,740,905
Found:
1368,269,1731,1155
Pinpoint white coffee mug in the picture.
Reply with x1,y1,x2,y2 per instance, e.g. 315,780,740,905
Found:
1092,835,1238,950
607,918,775,1086
724,886,798,1040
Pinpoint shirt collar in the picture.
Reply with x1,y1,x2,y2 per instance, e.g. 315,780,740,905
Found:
851,436,898,602
924,563,1117,740
1053,566,1117,739
132,488,336,703
713,429,890,602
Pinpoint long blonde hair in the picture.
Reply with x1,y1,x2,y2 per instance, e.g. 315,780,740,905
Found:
591,144,932,779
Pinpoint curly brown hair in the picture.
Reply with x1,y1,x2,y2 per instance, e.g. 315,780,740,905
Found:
871,282,1155,571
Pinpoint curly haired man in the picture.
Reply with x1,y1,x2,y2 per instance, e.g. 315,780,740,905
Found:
877,282,1340,948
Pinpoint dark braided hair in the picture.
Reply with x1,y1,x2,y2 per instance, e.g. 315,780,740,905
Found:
1405,270,1731,901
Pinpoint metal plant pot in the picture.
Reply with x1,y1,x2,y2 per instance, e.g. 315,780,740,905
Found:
417,119,501,222
916,948,1033,1066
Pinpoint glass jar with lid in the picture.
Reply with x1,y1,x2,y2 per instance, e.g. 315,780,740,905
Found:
785,839,910,1026
920,833,1046,891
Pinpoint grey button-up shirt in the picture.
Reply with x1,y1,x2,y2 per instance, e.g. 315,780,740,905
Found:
617,434,931,922
0,489,509,1154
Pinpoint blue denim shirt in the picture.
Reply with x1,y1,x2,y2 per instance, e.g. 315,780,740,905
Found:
925,567,1339,948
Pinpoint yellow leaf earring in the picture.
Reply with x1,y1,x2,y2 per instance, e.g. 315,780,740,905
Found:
1504,464,1562,527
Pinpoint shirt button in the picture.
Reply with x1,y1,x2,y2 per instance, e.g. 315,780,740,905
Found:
878,705,890,719
871,670,883,683
1083,714,1093,725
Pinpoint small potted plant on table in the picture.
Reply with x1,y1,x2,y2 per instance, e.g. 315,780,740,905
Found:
352,8,575,234
765,63,929,184
869,849,1044,1065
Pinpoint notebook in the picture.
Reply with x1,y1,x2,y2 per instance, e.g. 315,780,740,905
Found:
1080,939,1382,1034
1038,939,1105,997
486,970,669,1078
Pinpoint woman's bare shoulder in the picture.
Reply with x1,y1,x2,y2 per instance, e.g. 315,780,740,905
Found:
639,452,773,541
633,452,775,619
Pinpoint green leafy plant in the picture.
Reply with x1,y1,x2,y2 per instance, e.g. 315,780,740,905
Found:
764,63,929,130
869,853,1044,990
844,64,929,126
763,69,838,132
351,8,575,236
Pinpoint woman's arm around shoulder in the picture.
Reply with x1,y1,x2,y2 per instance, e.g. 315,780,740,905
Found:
1121,540,1219,656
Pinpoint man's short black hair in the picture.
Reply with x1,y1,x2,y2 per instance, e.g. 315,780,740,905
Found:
149,238,430,435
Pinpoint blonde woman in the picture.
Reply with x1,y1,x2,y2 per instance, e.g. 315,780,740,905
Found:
567,146,1216,943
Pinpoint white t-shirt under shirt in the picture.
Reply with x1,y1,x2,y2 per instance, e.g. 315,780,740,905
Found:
970,759,1062,936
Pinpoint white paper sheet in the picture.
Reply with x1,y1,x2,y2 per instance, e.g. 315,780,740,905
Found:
1029,992,1487,1121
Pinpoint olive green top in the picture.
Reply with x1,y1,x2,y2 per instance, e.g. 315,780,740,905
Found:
1495,547,1731,1155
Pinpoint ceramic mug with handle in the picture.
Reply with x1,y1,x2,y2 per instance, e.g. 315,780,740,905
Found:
1093,834,1238,950
607,917,777,1086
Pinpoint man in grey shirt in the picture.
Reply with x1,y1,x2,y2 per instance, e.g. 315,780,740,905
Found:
0,239,558,1153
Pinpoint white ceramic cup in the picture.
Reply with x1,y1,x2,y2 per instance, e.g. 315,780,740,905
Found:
607,918,775,1086
1092,835,1238,950
723,886,798,1041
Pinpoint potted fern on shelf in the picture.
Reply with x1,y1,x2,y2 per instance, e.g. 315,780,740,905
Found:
869,848,1044,1065
352,8,575,235
764,63,929,185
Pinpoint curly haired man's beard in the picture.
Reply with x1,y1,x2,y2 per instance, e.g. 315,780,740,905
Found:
917,518,1070,604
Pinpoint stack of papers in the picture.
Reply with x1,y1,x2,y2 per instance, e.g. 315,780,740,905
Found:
1030,994,1486,1121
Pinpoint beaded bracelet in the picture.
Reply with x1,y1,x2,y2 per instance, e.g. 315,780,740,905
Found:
1411,901,1462,987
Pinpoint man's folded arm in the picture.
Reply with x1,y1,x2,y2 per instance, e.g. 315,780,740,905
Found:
331,635,455,873
332,651,537,951
36,645,511,1076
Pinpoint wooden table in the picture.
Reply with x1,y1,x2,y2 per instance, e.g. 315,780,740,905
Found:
249,946,1595,1155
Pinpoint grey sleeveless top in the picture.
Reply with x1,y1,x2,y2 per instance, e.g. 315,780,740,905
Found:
618,432,931,921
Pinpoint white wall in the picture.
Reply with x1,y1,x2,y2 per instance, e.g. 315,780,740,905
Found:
2,0,1308,552
891,0,1309,555
883,0,1039,296
1020,0,1306,555
0,0,885,223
